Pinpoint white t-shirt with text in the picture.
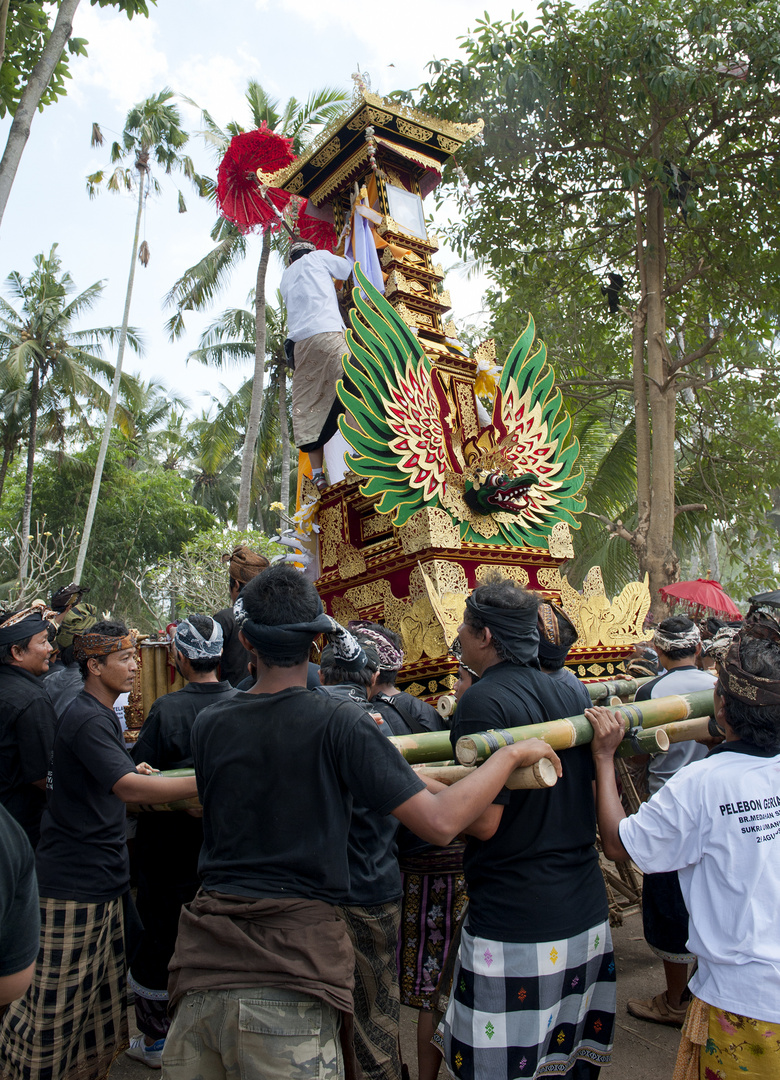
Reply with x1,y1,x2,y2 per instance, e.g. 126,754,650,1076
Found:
619,744,780,1022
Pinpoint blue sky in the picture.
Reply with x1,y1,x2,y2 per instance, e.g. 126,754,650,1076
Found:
0,0,528,414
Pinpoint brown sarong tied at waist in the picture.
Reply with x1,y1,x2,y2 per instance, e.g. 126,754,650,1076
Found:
167,890,355,1015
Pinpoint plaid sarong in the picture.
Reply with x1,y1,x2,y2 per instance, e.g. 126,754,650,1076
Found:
0,896,128,1080
338,901,402,1080
437,919,615,1080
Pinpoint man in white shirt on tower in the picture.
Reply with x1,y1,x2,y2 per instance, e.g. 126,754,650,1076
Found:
280,239,353,491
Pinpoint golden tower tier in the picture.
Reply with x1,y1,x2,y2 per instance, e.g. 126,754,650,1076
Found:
272,90,650,696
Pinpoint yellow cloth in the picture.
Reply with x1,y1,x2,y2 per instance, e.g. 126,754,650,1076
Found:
673,996,780,1080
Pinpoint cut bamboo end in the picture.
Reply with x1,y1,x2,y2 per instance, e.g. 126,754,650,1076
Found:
505,757,558,790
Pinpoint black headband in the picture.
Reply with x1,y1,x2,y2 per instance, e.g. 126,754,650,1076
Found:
465,594,539,666
0,610,50,647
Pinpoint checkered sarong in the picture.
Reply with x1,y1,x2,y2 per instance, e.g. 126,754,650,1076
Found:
0,896,128,1080
437,919,615,1080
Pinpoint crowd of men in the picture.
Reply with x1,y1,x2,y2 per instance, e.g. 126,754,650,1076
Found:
0,549,778,1080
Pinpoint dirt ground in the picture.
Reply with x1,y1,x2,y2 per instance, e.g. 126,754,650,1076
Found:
111,911,682,1080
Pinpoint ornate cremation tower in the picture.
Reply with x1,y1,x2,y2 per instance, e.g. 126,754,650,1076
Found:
267,89,650,698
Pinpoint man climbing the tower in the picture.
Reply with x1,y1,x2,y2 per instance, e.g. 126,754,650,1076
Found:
280,238,354,492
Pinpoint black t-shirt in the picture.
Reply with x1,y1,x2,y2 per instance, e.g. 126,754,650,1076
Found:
191,686,425,903
451,661,607,943
371,690,443,737
322,684,403,906
0,803,40,978
35,691,136,902
131,681,239,770
0,665,57,848
213,607,253,687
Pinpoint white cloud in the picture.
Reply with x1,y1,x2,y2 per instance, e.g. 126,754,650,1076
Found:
69,6,170,110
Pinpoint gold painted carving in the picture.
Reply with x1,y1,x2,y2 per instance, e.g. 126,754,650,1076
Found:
286,173,304,194
536,568,562,591
347,109,369,130
410,560,467,600
441,674,457,690
560,572,651,648
396,118,435,142
312,138,341,168
472,338,497,367
368,106,395,125
548,521,575,559
406,681,426,697
438,289,452,310
310,146,369,205
444,320,458,337
398,507,461,554
336,542,367,579
437,134,462,153
319,504,343,568
428,680,439,692
399,596,448,662
363,513,392,539
475,565,529,587
331,596,361,625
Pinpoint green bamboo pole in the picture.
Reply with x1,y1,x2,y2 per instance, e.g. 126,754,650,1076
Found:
615,727,670,757
587,677,651,701
388,729,456,764
125,767,200,813
455,689,715,766
419,758,558,790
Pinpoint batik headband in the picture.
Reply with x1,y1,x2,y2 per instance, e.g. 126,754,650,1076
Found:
537,601,578,665
465,594,539,666
0,602,56,646
174,618,223,660
701,625,740,663
348,623,404,671
718,638,780,707
653,623,700,653
73,631,136,660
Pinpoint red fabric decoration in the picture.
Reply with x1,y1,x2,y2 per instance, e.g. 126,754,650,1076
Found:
295,200,337,251
217,125,296,235
659,579,742,621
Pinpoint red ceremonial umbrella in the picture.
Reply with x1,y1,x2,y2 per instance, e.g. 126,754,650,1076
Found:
659,578,742,620
216,125,296,235
295,200,337,251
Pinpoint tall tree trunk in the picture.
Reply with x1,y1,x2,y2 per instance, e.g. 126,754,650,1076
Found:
641,169,677,617
237,231,270,529
18,364,40,583
74,157,146,583
0,0,82,231
278,366,290,525
0,442,14,504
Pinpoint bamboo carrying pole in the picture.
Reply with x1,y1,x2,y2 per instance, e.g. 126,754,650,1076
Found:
615,715,712,758
454,689,715,766
419,758,558,790
586,677,652,701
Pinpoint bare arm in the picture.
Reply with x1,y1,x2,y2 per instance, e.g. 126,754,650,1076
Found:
0,961,35,1010
112,771,198,805
585,706,631,862
393,739,560,846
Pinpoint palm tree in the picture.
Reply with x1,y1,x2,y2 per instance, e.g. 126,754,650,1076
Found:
166,81,347,528
188,291,293,529
0,245,141,582
74,88,205,583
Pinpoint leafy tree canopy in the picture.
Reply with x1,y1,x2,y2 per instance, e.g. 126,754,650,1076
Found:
408,0,780,605
0,0,153,119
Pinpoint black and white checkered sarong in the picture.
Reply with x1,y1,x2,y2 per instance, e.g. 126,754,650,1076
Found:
436,918,615,1079
0,895,128,1080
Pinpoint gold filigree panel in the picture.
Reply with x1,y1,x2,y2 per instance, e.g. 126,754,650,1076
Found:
396,118,434,142
536,568,562,591
398,507,461,554
336,542,367,579
437,134,461,153
347,109,369,131
406,682,426,697
331,596,361,625
363,513,392,539
312,138,341,167
319,504,344,569
547,521,575,559
475,565,530,588
286,173,304,194
410,561,467,601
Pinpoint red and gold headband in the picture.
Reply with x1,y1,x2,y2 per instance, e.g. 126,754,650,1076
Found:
73,631,136,661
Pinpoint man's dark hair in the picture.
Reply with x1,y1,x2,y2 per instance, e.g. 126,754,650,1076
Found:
720,636,780,749
0,612,36,665
78,620,129,680
240,565,320,668
656,615,698,661
319,637,378,689
465,574,541,664
181,614,221,673
289,247,311,265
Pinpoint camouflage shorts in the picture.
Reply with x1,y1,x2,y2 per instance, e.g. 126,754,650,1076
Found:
162,987,344,1080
